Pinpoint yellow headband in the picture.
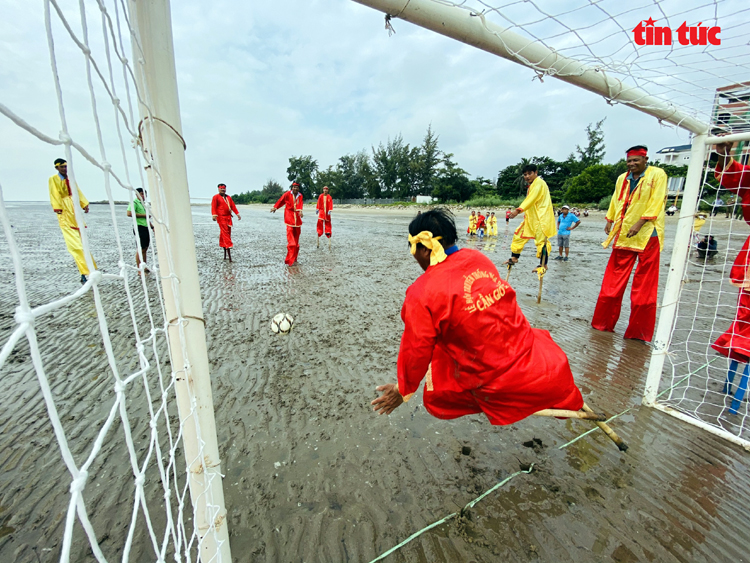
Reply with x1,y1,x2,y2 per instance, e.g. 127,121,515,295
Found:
408,231,447,266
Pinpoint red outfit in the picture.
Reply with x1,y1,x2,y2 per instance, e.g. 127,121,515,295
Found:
316,193,333,238
591,237,660,341
211,193,239,248
273,190,304,265
397,248,583,425
712,160,750,361
476,214,486,230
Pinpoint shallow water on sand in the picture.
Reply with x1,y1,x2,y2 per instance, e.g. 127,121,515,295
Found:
1,202,749,562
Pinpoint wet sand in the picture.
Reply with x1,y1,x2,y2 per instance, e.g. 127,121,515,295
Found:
1,202,749,562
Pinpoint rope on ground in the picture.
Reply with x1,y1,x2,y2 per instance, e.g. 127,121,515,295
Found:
368,465,535,563
369,357,719,562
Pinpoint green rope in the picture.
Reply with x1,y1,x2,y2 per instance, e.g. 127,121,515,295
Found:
368,465,534,563
369,357,720,561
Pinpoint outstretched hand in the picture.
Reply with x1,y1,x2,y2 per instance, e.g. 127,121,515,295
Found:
714,140,734,156
371,383,404,415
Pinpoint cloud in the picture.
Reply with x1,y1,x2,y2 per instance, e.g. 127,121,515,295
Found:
0,0,703,203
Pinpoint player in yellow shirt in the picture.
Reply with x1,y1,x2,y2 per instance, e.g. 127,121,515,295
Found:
505,164,556,271
467,211,477,236
487,212,497,236
591,145,668,342
48,158,97,284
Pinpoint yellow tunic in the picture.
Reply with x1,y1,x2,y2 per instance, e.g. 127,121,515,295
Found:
49,173,96,275
487,215,497,236
510,177,556,257
468,215,477,234
603,166,667,252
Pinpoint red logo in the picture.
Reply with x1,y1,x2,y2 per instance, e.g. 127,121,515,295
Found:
633,19,721,46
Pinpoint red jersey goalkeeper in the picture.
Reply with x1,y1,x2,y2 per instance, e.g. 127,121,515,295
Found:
372,208,583,424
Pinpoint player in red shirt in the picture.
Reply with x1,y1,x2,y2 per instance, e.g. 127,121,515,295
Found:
476,211,486,238
271,182,304,265
316,185,333,248
372,208,583,424
211,183,241,261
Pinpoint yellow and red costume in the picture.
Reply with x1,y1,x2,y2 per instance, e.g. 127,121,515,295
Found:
476,213,486,233
711,159,750,360
510,177,555,258
592,162,667,341
316,192,333,238
48,173,96,275
396,242,583,425
467,213,476,235
487,214,497,236
273,189,304,265
211,192,240,249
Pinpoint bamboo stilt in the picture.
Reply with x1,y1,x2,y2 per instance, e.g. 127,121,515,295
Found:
532,408,606,421
582,403,629,451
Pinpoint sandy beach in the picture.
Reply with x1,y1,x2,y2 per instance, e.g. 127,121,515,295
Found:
1,201,749,562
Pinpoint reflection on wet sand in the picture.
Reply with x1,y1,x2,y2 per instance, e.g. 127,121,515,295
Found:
0,204,748,562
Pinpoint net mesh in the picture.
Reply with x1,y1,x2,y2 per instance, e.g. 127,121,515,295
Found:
0,0,226,561
659,140,750,447
414,0,750,131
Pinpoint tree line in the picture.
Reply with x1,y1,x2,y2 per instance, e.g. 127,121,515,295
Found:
232,121,688,206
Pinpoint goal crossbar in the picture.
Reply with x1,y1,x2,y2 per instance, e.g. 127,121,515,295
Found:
352,0,710,135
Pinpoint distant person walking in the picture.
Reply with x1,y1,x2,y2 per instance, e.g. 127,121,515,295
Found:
554,205,580,261
316,185,333,247
126,188,152,274
271,182,304,265
211,183,241,262
48,158,96,284
505,208,511,225
591,145,667,342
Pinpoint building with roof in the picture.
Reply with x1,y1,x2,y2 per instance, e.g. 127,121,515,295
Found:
654,144,692,166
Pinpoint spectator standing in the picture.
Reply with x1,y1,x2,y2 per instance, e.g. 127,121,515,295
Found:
554,205,580,261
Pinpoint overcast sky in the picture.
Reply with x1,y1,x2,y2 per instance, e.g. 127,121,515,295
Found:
1,0,731,203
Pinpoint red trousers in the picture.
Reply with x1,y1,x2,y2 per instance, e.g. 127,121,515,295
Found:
422,329,583,425
316,218,331,238
592,236,660,341
217,216,233,248
285,226,301,265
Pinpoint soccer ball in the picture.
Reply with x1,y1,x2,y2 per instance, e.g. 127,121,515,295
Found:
271,313,294,334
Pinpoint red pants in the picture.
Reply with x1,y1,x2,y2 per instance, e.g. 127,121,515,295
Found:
285,226,301,265
316,218,331,238
422,329,583,425
592,236,660,341
217,216,233,248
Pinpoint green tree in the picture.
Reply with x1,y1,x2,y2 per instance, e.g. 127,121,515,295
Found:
413,124,441,196
371,135,413,199
261,179,283,203
316,165,342,199
336,150,376,200
433,153,474,202
287,155,318,200
567,119,606,176
564,161,626,203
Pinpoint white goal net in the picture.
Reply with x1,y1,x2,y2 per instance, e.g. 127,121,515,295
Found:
0,0,229,561
353,0,750,448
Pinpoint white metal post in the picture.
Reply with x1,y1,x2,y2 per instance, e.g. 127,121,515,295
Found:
128,0,231,560
643,134,708,405
351,0,709,135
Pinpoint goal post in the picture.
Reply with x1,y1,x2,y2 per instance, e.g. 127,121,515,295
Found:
350,0,709,135
129,0,231,559
350,0,750,449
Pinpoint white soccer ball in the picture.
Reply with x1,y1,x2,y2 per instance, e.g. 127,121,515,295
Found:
271,313,294,334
